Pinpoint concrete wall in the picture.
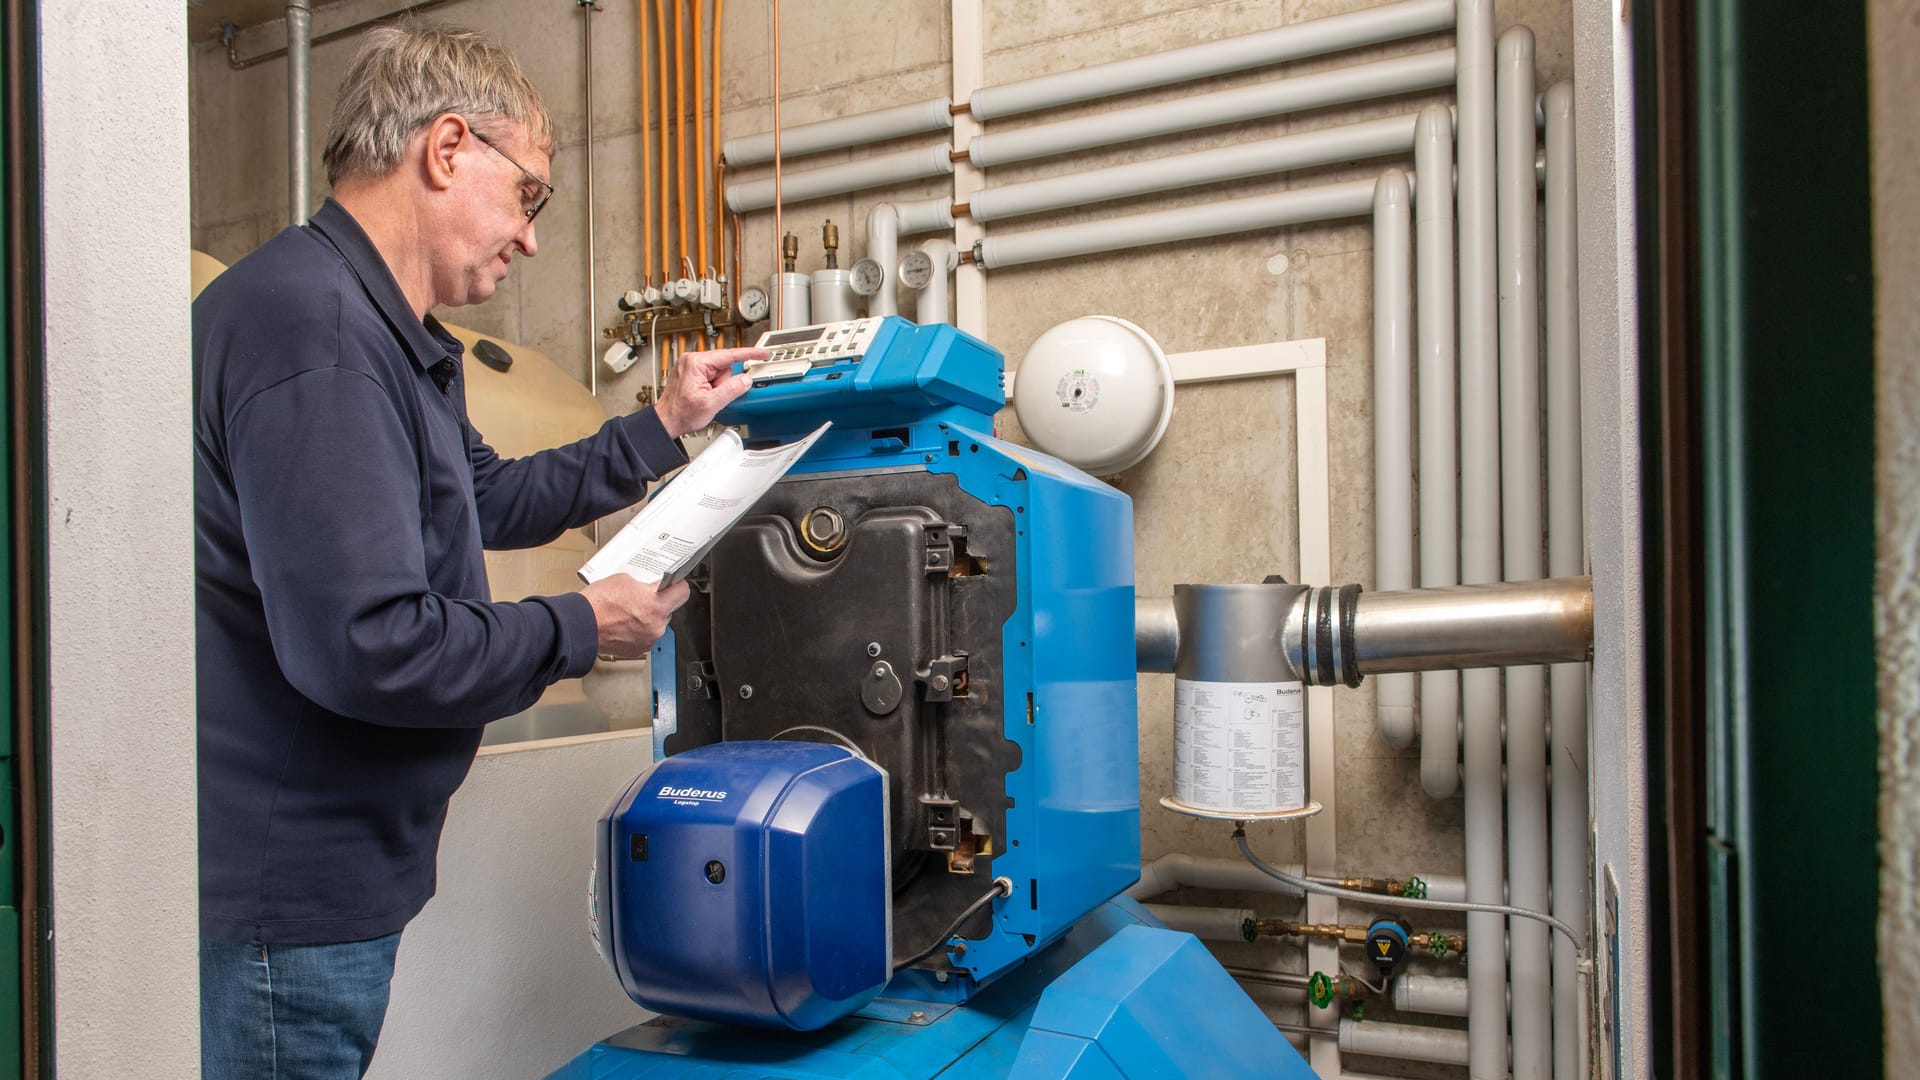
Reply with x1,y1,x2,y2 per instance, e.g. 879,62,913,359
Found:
43,1,202,1074
1872,0,1919,1064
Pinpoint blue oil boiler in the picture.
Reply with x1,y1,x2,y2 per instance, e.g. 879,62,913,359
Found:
560,316,1314,1079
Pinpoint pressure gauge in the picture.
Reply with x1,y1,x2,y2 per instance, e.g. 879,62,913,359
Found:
849,258,885,297
898,249,935,291
738,285,770,322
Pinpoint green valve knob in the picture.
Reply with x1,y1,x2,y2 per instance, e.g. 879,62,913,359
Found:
1241,917,1258,943
1405,876,1428,899
1307,970,1334,1009
1428,933,1453,957
1351,1001,1366,1021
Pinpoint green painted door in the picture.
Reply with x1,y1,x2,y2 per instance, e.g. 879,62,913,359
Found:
1692,2,1880,1076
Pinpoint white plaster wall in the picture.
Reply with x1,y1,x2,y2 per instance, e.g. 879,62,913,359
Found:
41,1,201,1075
367,732,658,1080
1571,2,1648,1076
1871,0,1920,1063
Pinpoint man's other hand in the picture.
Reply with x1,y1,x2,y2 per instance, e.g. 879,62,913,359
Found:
654,346,767,438
581,575,691,659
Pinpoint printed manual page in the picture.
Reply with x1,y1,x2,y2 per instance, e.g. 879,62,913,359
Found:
578,420,832,586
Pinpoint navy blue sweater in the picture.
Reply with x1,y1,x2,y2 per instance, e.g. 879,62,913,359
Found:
194,199,685,945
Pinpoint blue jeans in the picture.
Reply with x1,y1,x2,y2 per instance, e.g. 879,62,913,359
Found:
200,932,403,1080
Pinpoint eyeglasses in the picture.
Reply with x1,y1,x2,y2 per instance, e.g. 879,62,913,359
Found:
473,132,554,223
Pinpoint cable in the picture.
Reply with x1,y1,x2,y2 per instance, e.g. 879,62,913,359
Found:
770,725,864,756
892,877,1011,972
1232,829,1586,950
1341,961,1386,996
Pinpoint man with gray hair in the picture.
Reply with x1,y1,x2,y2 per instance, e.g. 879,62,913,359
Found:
192,23,759,1079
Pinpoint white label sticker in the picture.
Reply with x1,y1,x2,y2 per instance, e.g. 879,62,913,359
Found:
1172,679,1306,813
1055,371,1100,413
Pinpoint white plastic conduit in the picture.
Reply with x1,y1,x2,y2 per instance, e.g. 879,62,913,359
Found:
865,203,900,318
1372,168,1416,749
974,177,1377,269
894,197,956,236
913,239,958,325
967,0,1455,120
1544,80,1590,1080
725,145,952,213
721,98,953,166
1453,3,1506,1078
970,114,1419,224
1339,1019,1470,1067
1392,974,1472,1018
1413,104,1461,799
966,50,1455,169
1497,28,1550,1080
1142,904,1255,942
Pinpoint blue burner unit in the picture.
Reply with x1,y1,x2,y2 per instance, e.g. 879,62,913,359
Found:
572,316,1312,1078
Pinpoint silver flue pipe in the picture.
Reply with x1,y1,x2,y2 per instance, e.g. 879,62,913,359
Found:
1135,577,1593,682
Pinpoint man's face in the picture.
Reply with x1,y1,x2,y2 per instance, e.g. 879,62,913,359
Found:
440,122,549,309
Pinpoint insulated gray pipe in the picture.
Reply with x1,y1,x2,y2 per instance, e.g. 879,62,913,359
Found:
975,178,1377,269
1497,27,1550,1080
721,98,954,166
1413,104,1460,799
724,145,953,212
1372,169,1416,749
1454,3,1506,1076
1136,577,1593,680
287,1,311,225
966,50,1454,169
1544,80,1591,1080
969,115,1418,223
967,0,1456,119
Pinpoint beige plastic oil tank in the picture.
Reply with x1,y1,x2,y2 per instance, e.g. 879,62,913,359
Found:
192,250,643,743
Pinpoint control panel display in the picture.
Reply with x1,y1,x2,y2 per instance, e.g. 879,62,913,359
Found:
747,318,887,383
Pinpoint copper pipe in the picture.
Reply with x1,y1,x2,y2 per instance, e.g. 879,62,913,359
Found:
948,100,969,116
710,0,726,282
652,0,668,282
638,0,654,279
692,0,708,272
951,201,970,217
672,0,688,266
769,0,784,325
949,148,968,163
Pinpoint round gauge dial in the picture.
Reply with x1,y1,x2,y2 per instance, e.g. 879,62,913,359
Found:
898,249,935,291
849,258,885,297
738,285,770,322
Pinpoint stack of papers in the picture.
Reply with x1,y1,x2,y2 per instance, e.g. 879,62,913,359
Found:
579,421,832,587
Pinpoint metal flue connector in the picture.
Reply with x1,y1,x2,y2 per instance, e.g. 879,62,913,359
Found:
1136,575,1593,685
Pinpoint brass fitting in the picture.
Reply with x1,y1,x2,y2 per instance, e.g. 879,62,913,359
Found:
1255,920,1367,944
781,232,799,273
822,220,840,269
